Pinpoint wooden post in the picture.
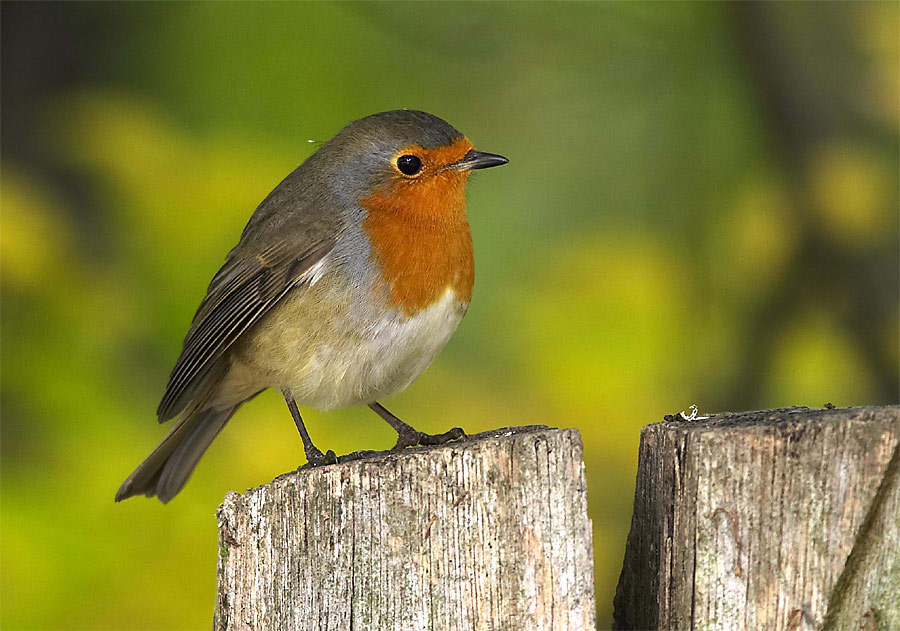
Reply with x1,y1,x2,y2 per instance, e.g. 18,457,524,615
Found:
214,426,596,631
614,405,900,631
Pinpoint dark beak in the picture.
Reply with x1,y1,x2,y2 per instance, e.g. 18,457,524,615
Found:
449,150,509,171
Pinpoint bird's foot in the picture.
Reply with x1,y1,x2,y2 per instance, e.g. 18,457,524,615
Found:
393,426,466,450
337,449,381,463
368,401,466,450
303,446,338,467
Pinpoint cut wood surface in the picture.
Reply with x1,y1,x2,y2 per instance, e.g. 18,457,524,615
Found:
214,426,596,631
614,405,900,631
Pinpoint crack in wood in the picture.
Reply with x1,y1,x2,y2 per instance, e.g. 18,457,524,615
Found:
823,435,900,630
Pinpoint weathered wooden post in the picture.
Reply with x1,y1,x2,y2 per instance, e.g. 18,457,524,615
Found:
614,405,900,631
214,426,596,630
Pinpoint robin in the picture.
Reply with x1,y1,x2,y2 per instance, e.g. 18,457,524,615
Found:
116,110,508,503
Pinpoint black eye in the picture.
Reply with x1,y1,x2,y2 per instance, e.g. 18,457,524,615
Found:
396,154,423,176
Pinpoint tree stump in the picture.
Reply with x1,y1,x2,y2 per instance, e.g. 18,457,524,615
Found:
214,426,596,630
614,405,900,631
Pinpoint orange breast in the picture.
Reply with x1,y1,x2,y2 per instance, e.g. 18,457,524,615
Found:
361,139,475,316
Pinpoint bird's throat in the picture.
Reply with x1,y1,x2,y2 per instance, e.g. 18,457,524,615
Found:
361,176,474,317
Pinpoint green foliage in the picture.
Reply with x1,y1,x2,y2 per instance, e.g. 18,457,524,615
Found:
2,2,897,629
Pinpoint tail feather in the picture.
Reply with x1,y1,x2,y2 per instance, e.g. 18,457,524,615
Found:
116,405,239,503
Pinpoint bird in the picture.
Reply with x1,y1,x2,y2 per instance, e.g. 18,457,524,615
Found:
115,110,508,503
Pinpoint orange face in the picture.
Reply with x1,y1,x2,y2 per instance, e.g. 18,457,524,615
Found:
361,136,476,316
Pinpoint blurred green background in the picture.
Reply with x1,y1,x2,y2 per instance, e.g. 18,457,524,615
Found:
2,2,897,629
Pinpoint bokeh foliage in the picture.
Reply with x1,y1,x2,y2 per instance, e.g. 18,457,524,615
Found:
2,2,897,629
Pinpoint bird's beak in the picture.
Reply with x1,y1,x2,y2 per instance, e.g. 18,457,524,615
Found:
448,150,509,171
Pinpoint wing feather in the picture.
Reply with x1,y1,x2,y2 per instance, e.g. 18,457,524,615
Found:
157,237,337,421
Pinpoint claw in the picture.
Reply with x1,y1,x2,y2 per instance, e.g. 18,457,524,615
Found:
304,447,338,467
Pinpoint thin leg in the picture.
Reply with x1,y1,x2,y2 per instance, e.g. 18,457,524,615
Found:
283,392,336,466
368,402,466,450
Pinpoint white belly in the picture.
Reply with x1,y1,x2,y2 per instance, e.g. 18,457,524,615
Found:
229,287,467,410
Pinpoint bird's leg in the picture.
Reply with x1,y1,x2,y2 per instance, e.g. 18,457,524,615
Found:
368,401,466,450
283,392,337,466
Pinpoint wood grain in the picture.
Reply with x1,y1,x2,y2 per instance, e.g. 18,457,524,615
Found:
214,426,596,631
614,405,900,631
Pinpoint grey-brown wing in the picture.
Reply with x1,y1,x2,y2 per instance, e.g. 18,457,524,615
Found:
156,236,336,422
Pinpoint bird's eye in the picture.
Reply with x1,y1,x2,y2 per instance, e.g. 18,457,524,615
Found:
396,154,423,176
